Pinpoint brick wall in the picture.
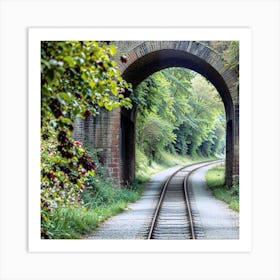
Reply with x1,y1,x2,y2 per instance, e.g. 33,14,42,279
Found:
72,108,121,185
73,41,239,186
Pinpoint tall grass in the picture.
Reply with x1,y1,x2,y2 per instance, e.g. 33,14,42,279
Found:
42,175,144,239
43,149,222,239
205,163,239,212
136,147,215,183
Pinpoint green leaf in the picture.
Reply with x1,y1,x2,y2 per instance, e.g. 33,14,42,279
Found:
81,72,88,82
73,106,81,116
109,45,117,56
49,59,58,66
49,120,57,128
60,92,72,102
104,103,113,110
46,69,55,82
97,100,104,107
64,56,75,67
41,59,50,69
86,88,92,97
59,116,72,125
89,80,96,88
111,84,118,95
57,95,66,106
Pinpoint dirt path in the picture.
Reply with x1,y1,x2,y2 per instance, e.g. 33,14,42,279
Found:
189,164,239,239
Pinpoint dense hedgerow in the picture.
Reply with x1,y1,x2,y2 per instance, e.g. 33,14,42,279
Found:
41,41,132,238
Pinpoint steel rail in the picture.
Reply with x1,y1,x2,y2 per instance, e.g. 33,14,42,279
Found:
147,159,223,240
183,160,223,239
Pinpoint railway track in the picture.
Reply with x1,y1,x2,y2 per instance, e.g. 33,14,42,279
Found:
147,160,223,240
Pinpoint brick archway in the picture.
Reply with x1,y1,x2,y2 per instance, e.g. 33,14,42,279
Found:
117,41,238,187
73,41,239,187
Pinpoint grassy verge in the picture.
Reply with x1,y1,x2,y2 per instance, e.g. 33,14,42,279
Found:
42,175,144,239
136,148,216,183
42,151,222,239
205,163,239,212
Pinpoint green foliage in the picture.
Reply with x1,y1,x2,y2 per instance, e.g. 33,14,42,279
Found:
137,113,176,161
206,41,239,90
134,67,226,171
177,74,225,157
82,174,142,209
135,148,150,179
205,164,239,212
135,148,164,182
42,207,98,239
40,126,97,238
223,41,239,71
133,69,193,126
41,41,132,123
135,147,205,183
41,128,92,209
206,41,239,70
41,41,133,238
42,171,144,239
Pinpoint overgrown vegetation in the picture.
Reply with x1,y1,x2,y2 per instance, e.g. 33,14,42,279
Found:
134,42,239,193
40,41,239,238
205,164,239,211
133,67,226,178
41,41,132,238
42,166,144,239
136,147,212,183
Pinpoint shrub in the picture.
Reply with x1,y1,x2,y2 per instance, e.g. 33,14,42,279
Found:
41,127,96,238
41,41,132,238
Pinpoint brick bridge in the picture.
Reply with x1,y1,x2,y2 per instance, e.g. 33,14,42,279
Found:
73,41,239,187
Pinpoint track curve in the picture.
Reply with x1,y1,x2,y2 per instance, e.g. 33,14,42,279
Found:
147,160,223,239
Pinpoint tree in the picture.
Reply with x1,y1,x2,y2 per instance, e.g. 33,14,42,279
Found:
179,74,225,156
134,67,225,164
137,113,176,161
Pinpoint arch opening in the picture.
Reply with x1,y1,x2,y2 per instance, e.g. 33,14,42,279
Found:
120,48,235,186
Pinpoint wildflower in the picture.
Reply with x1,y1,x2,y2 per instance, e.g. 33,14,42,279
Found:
74,141,83,147
42,181,49,187
50,201,58,209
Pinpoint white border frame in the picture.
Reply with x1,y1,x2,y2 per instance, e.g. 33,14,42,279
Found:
28,27,252,253
1,1,279,279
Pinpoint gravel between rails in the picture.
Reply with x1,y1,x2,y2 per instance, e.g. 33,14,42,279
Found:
189,164,239,239
84,165,184,239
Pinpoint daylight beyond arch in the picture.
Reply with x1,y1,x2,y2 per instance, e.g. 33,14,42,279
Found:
122,49,233,119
